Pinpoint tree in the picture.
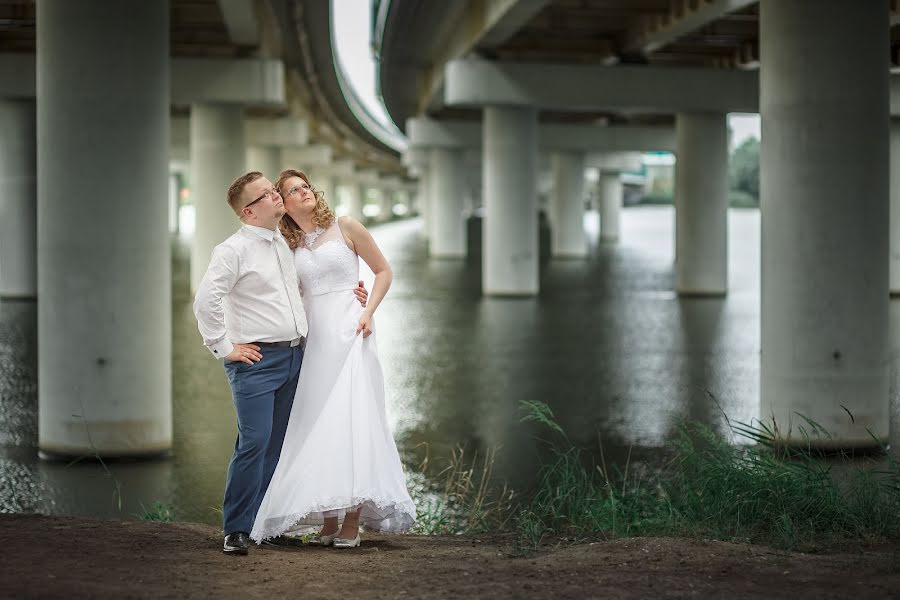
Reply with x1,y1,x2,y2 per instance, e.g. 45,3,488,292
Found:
729,136,760,200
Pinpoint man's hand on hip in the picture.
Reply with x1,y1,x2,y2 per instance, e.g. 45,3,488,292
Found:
355,281,369,307
225,343,262,365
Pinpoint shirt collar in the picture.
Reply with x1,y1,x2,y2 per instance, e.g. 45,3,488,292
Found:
243,224,277,242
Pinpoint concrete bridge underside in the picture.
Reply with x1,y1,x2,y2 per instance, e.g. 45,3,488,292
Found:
375,0,898,448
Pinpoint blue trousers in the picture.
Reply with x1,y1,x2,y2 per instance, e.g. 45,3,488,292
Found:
222,344,303,535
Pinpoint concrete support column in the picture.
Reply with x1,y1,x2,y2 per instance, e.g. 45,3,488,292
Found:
320,173,338,209
599,172,623,243
379,189,394,222
309,171,336,207
430,147,466,258
37,0,171,457
760,0,889,446
246,146,281,183
483,106,539,295
675,112,728,295
369,188,385,222
0,100,36,298
550,152,587,257
463,149,482,216
417,170,430,238
397,189,411,215
168,172,179,234
343,183,364,221
890,119,900,295
190,104,245,291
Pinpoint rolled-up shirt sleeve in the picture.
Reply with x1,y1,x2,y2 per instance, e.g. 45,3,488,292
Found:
193,244,240,359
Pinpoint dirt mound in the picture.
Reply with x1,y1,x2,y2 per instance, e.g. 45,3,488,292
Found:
1,514,898,599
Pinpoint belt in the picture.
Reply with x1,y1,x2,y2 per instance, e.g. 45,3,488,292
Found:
308,282,359,297
253,338,303,348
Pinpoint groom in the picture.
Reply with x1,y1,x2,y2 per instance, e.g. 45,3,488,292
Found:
193,171,367,555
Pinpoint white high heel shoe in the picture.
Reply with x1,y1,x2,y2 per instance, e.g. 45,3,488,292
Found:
309,529,339,547
333,533,361,549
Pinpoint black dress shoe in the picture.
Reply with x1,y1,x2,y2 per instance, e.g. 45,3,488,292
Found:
223,532,250,555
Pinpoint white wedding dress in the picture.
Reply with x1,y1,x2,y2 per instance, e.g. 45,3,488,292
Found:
250,218,416,542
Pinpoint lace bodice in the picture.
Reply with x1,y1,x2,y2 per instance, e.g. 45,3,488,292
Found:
292,219,359,296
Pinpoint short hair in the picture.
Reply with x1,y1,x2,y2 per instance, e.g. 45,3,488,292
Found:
227,171,264,215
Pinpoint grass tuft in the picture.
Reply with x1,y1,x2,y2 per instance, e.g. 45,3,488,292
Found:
514,401,900,552
409,443,516,535
140,501,176,522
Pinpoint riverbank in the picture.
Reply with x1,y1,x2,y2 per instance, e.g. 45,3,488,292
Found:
2,514,898,599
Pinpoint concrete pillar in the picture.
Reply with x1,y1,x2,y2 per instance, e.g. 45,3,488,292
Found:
550,152,587,257
0,100,36,298
483,106,538,295
397,189,411,215
246,146,281,183
308,171,336,207
598,172,622,244
343,183,364,221
37,0,171,457
464,149,482,215
417,170,430,238
430,147,466,257
368,188,384,222
675,112,728,295
379,189,394,222
891,119,900,296
760,0,889,446
168,172,179,235
190,104,245,291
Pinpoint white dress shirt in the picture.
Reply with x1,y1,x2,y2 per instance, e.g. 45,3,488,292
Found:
193,224,308,359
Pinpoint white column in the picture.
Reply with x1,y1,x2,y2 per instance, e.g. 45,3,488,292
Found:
550,152,587,257
598,172,623,243
37,0,171,457
761,0,889,446
190,104,245,291
308,171,336,207
398,189,411,216
0,100,36,298
369,188,385,222
430,147,466,257
674,112,728,295
343,183,364,221
417,170,430,239
379,189,394,222
890,119,900,296
246,146,281,183
483,106,538,295
464,149,482,216
168,172,179,234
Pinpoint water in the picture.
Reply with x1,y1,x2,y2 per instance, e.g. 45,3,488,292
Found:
2,206,898,526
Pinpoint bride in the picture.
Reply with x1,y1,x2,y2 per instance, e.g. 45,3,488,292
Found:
249,169,416,548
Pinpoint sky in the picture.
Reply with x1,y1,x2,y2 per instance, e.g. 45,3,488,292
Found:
331,0,393,128
331,0,762,149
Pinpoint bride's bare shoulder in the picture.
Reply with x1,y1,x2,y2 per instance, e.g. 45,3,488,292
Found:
337,215,368,235
337,214,361,227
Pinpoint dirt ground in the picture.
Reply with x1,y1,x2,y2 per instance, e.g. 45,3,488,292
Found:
2,514,899,599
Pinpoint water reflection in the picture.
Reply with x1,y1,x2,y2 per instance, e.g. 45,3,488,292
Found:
3,207,896,525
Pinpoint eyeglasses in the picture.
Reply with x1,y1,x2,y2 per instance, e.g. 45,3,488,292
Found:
244,187,280,210
286,182,313,196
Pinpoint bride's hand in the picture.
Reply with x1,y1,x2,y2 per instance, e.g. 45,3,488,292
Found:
356,312,373,338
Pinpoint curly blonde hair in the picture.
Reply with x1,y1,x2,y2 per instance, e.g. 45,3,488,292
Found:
276,169,336,249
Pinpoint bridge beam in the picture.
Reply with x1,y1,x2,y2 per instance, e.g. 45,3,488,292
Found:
445,58,759,114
